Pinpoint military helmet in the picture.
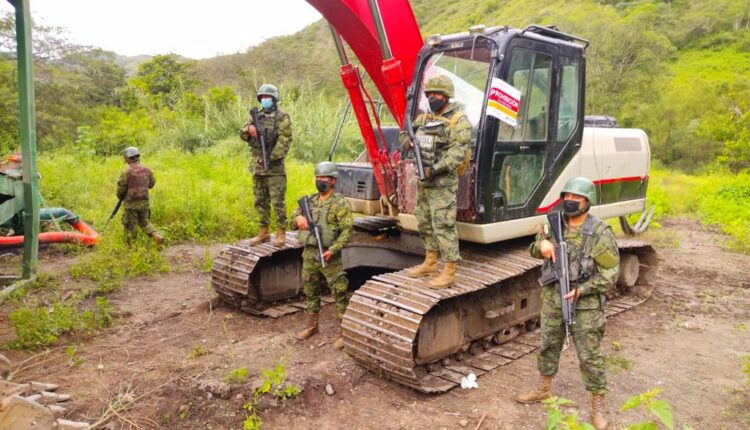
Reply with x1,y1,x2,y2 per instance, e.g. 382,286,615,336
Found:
257,84,280,101
424,75,454,98
314,161,339,178
123,146,140,159
560,177,596,203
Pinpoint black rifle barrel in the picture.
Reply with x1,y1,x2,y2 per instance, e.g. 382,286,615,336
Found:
298,196,327,268
250,108,269,171
547,211,575,338
104,198,123,228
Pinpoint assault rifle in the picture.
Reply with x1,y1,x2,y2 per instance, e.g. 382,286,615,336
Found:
545,211,576,340
249,107,269,171
404,114,426,180
298,195,326,268
104,198,123,229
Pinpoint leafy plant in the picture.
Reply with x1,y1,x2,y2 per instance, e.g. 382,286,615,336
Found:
543,396,596,430
224,367,250,384
620,388,674,430
742,355,750,387
242,361,301,430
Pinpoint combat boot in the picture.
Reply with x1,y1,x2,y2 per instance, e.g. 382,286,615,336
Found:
515,375,553,404
333,324,345,350
591,394,609,430
428,261,457,289
271,229,286,247
151,231,165,247
406,250,439,277
295,312,319,341
249,226,270,246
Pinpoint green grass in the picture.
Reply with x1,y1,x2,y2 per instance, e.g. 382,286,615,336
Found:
648,168,750,253
39,142,316,244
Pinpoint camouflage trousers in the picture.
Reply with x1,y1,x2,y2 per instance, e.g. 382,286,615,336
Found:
538,295,608,394
253,174,287,228
302,247,349,317
122,208,156,241
416,183,459,262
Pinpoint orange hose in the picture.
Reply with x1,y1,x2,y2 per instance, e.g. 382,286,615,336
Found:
0,219,99,248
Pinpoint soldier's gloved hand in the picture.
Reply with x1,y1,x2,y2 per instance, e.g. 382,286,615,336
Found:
540,239,556,262
322,250,333,262
295,215,308,231
424,167,433,179
405,139,415,149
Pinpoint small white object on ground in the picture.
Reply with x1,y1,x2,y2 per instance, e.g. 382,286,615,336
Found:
460,373,478,389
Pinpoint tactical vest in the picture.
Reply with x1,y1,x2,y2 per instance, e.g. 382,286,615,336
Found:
125,164,151,202
539,214,606,286
297,194,338,249
414,110,471,176
255,109,282,148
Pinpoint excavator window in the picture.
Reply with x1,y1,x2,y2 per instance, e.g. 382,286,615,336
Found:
414,44,492,145
557,57,580,142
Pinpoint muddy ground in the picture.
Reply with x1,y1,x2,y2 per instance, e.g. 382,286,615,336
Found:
1,217,748,429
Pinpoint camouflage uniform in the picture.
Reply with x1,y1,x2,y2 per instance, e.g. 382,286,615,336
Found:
290,192,353,317
241,108,293,228
529,215,620,394
116,163,156,241
400,104,472,262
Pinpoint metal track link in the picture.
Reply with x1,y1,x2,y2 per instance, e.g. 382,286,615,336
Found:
342,241,657,393
212,232,313,317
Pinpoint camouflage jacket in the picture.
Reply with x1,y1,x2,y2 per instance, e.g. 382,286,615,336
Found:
289,192,353,256
116,163,155,210
530,214,620,310
241,107,292,176
399,104,472,187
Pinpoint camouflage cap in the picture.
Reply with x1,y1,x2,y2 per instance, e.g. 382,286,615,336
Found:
314,161,339,178
424,75,454,98
257,84,280,101
123,147,140,159
560,176,596,203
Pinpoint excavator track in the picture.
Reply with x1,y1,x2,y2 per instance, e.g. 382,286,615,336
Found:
211,232,324,318
342,239,657,393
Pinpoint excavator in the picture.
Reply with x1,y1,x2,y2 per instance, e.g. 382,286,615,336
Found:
211,0,658,393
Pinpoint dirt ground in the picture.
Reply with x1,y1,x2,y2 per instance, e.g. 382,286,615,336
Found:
1,217,749,430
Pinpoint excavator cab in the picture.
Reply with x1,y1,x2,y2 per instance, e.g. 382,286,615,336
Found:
401,26,588,227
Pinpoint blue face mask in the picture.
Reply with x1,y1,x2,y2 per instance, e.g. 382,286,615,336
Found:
260,98,274,110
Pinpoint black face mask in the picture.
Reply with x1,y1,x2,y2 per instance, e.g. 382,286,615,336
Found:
562,199,588,216
315,180,331,193
428,96,447,113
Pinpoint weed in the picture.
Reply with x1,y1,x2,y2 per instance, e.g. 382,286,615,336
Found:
224,367,250,384
188,345,209,359
605,353,633,374
621,388,674,430
197,248,213,274
742,355,750,387
242,360,301,430
66,345,83,366
612,340,622,351
543,396,596,430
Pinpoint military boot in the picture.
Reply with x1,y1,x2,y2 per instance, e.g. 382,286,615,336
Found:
295,313,319,341
151,231,165,247
249,226,270,246
428,261,457,289
591,394,609,430
333,324,345,350
515,375,553,404
271,229,286,247
406,250,439,277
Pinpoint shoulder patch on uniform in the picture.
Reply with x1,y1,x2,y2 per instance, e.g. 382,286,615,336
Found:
593,248,619,269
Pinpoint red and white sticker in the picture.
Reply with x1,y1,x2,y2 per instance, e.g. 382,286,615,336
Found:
487,78,521,127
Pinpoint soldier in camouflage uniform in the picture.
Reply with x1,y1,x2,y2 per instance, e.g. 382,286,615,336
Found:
400,75,472,289
290,162,353,350
516,177,619,430
116,147,164,246
240,84,293,247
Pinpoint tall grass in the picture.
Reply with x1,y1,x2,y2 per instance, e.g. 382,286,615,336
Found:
647,168,750,253
39,141,315,243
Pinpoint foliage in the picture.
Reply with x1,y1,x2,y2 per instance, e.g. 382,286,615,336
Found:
621,388,674,430
224,367,250,384
242,361,301,430
545,389,684,430
743,355,750,387
7,296,114,349
604,353,633,374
